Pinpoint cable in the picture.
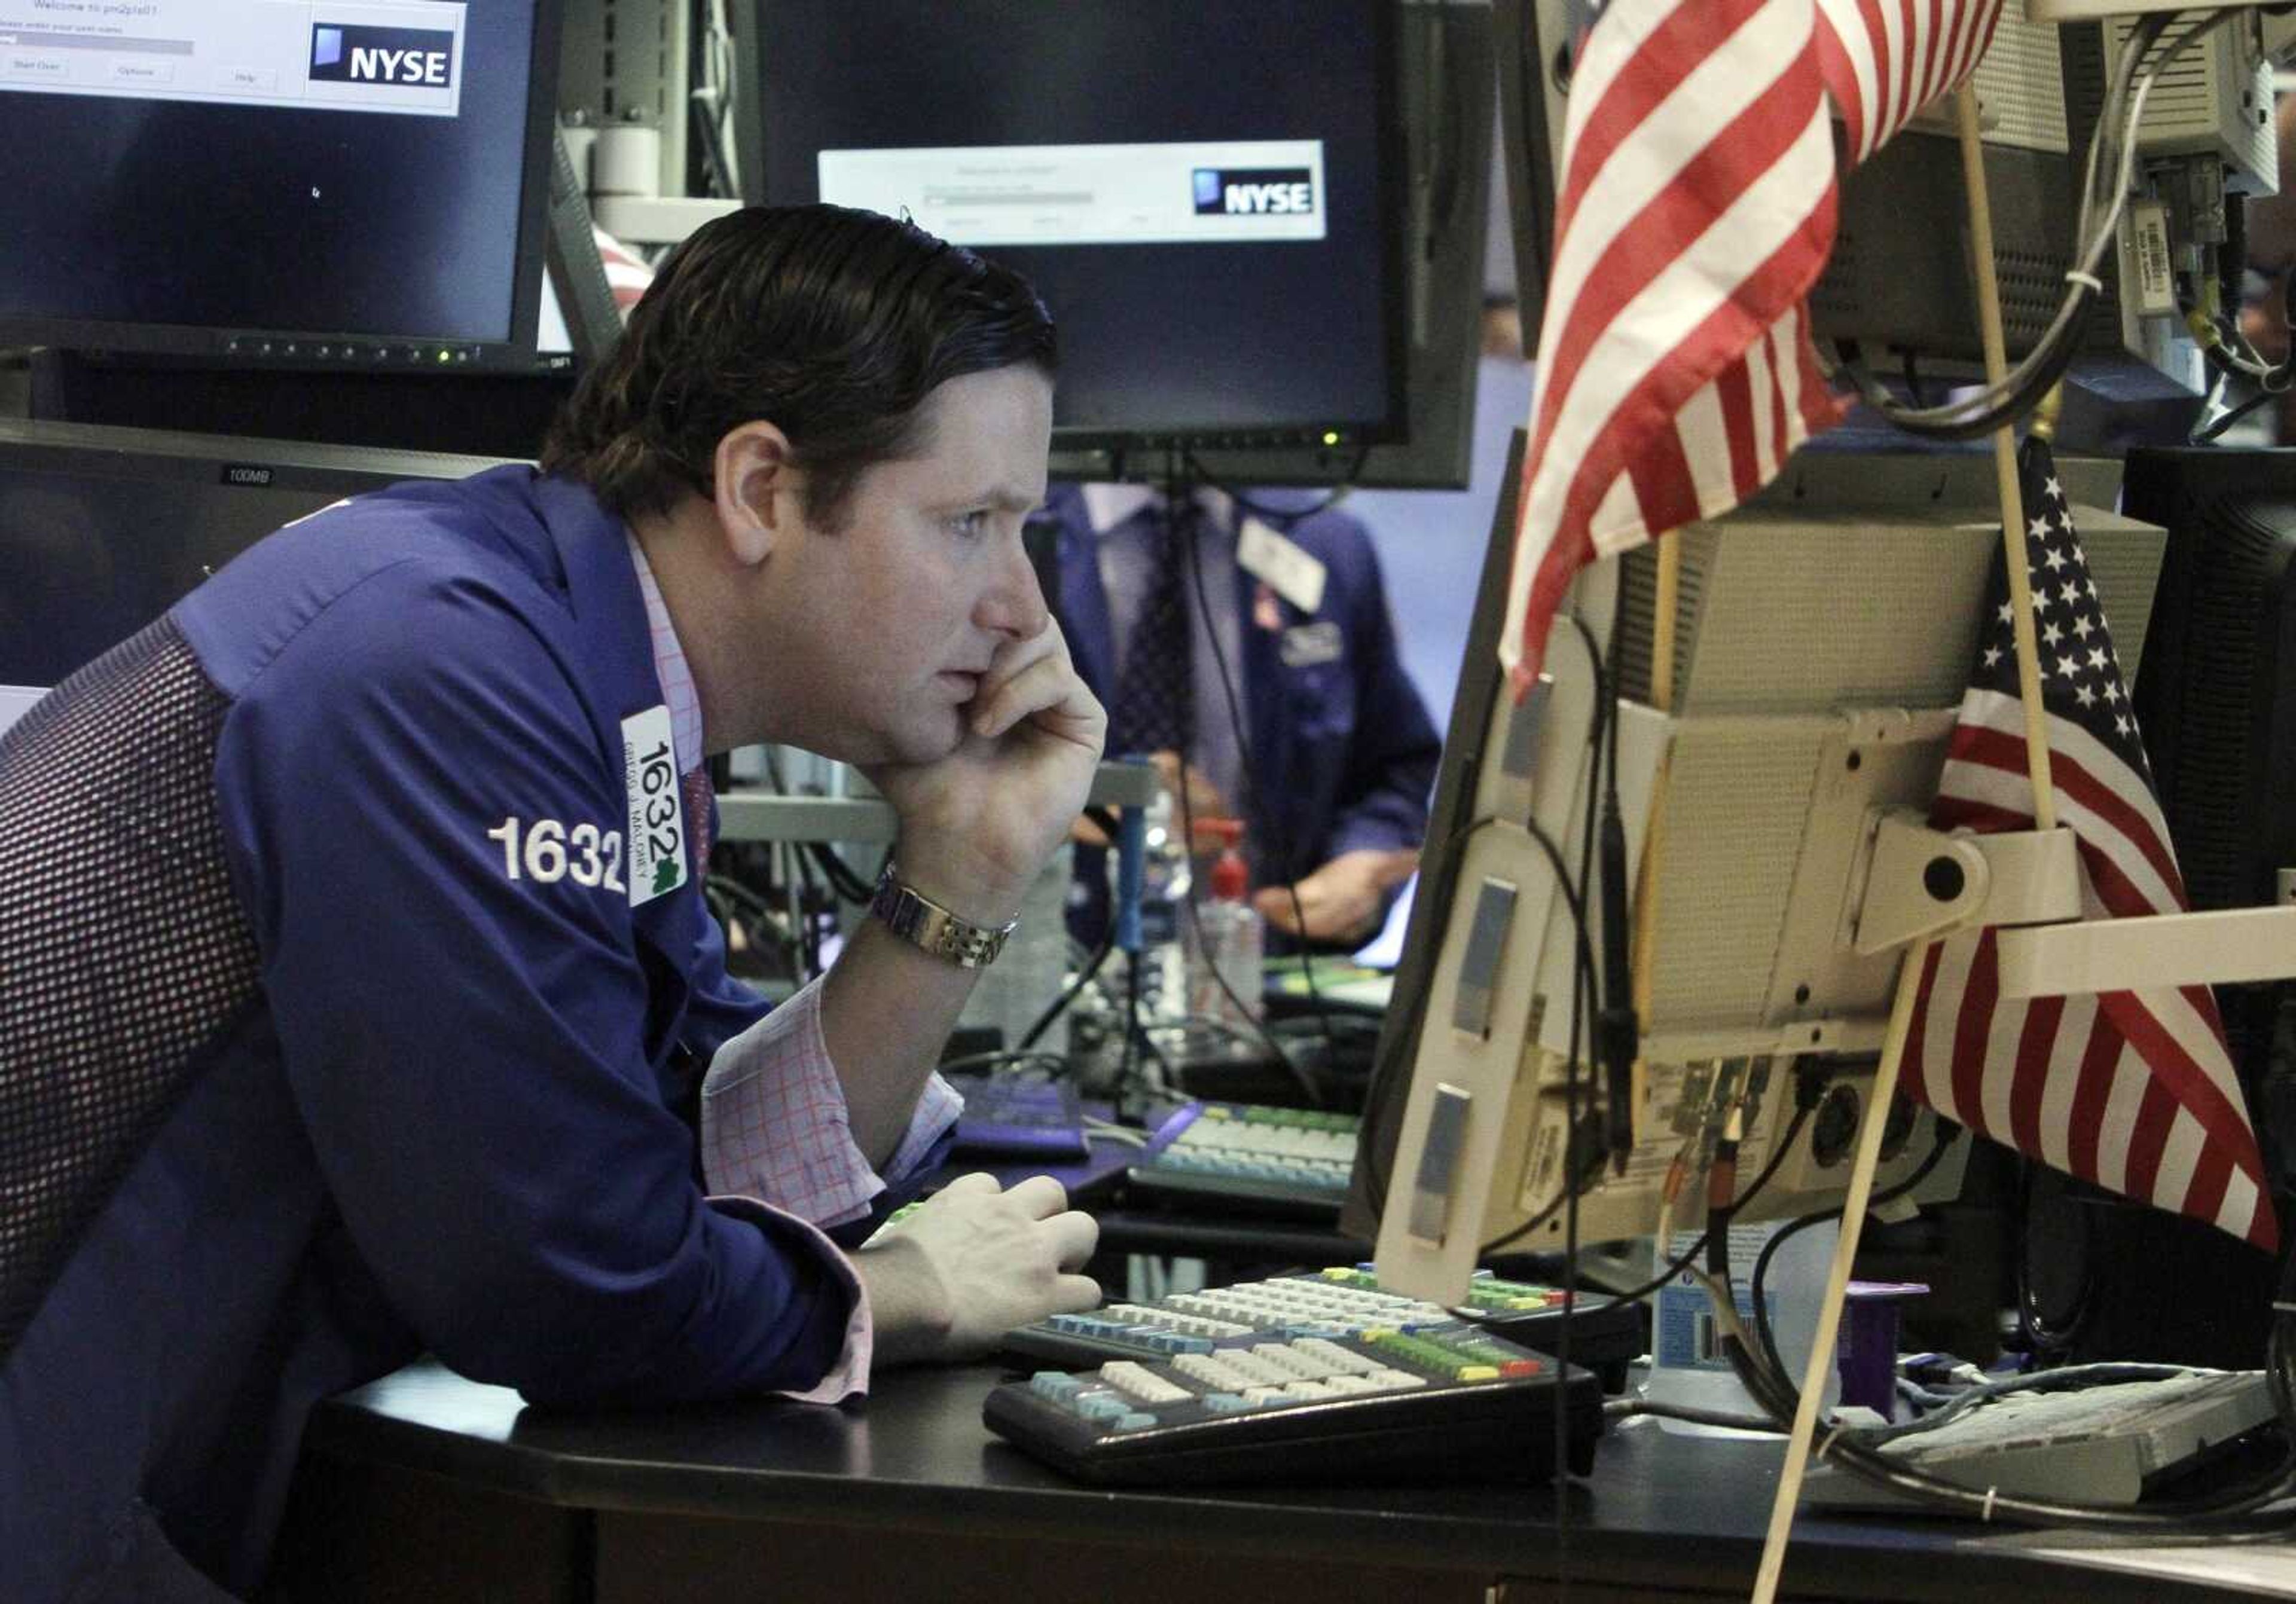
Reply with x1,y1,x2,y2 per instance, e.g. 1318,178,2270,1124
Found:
1607,1397,1782,1433
1745,1122,1954,1371
936,1049,1071,1077
1016,930,1116,1052
1465,795,1607,1258
759,751,877,904
1835,9,2175,435
703,871,804,980
1591,1102,1816,1307
1165,455,1341,1102
2191,386,2280,445
1167,761,1327,1107
1470,618,1617,1257
1704,1154,2296,1530
1586,608,1636,1170
1833,10,2228,442
1182,448,1370,527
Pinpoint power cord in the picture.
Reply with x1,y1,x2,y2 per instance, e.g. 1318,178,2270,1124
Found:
1165,454,1342,1103
1833,10,2228,441
1181,447,1370,527
1586,1100,1819,1308
1016,929,1117,1052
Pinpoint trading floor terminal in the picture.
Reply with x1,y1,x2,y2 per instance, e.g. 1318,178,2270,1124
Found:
5,2,2296,1600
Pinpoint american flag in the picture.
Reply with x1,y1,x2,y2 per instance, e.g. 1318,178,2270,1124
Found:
1902,438,2278,1251
593,225,654,320
1503,0,2007,689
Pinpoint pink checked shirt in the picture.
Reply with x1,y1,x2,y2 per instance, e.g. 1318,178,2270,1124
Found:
628,537,964,1401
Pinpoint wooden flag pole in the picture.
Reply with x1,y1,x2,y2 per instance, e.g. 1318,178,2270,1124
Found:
1748,83,2059,1603
1747,941,1929,1604
1958,86,2062,833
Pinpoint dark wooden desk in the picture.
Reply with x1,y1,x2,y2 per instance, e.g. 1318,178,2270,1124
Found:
263,1359,2247,1604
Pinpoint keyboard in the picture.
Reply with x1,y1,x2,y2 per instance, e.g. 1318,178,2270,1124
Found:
1805,1369,2280,1510
1003,1266,1645,1393
984,1320,1605,1486
1125,1100,1358,1218
948,1071,1089,1160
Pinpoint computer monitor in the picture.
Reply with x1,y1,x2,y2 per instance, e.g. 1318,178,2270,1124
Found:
0,1,564,372
2121,448,2296,1183
1492,1,1562,335
734,0,1492,490
0,418,508,692
1351,445,2173,1303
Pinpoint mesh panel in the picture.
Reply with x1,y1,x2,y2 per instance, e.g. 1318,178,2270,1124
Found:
0,618,259,1361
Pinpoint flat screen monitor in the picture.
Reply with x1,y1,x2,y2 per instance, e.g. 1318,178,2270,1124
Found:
1349,448,2175,1300
0,418,508,691
0,1,564,372
1494,0,1562,334
2123,448,2296,1174
736,0,1424,468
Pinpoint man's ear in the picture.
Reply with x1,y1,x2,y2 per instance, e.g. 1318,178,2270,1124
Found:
713,421,801,567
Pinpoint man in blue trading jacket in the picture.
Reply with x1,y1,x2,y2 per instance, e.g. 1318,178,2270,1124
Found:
0,206,1104,1602
1042,484,1440,946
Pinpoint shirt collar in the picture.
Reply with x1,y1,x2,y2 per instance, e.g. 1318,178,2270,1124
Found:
1080,482,1156,534
625,533,704,774
1078,482,1232,537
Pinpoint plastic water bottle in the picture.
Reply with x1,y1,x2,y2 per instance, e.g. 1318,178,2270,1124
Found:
1183,820,1263,1034
1643,1217,1842,1435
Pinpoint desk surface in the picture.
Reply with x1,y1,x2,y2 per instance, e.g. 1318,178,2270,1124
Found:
289,1358,2282,1604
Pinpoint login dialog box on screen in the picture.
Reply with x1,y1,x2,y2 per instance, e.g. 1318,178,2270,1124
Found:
0,0,466,116
819,140,1330,249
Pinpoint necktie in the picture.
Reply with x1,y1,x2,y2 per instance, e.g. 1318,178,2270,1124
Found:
1109,497,1195,757
682,763,715,878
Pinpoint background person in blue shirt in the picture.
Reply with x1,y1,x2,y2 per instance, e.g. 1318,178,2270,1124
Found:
1042,484,1440,949
0,205,1103,1602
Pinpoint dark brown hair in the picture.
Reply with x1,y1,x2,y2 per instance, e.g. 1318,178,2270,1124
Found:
542,204,1057,527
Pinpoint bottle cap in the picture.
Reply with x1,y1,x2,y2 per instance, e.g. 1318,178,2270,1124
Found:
1210,840,1250,900
1189,815,1244,847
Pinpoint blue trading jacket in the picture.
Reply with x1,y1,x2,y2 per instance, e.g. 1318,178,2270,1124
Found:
1042,486,1440,924
0,468,874,1601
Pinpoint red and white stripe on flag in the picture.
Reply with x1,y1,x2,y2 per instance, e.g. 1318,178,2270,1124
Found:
1502,0,2008,690
591,225,656,321
1906,691,2278,1250
1901,435,2276,1253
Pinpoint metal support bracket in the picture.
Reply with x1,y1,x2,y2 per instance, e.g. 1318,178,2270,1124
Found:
1848,809,2082,956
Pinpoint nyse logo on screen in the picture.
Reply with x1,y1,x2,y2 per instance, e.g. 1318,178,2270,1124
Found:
309,23,456,87
1191,167,1316,218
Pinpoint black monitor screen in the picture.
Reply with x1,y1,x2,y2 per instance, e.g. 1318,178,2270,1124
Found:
0,1,556,365
744,0,1402,448
0,421,496,688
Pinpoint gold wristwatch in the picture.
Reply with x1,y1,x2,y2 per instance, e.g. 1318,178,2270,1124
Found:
867,863,1017,968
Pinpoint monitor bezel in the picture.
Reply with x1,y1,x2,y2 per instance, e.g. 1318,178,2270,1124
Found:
732,0,1415,458
0,1,567,374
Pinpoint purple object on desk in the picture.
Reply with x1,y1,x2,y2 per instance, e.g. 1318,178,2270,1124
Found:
1837,1281,1928,1420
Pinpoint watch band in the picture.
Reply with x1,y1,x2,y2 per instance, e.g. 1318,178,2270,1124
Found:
867,863,1017,969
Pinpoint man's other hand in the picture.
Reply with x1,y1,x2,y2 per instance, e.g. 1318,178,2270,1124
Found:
851,1173,1100,1365
1253,847,1418,946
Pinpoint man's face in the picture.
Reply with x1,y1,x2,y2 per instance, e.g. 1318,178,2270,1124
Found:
760,364,1054,765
